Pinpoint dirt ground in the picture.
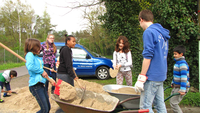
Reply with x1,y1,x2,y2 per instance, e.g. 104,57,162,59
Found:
0,74,199,113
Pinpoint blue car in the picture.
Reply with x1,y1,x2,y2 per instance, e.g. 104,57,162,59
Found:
39,42,113,80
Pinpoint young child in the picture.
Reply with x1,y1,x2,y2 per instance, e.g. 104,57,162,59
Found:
170,45,190,113
113,36,133,86
0,70,17,103
57,34,82,87
24,38,55,112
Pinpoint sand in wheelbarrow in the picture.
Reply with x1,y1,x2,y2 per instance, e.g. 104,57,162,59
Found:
111,87,141,95
58,80,113,111
59,81,76,101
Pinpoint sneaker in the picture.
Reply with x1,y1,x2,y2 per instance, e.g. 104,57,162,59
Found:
3,95,11,97
0,99,4,103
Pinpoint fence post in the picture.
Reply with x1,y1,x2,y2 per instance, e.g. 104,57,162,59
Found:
4,49,5,63
17,50,19,63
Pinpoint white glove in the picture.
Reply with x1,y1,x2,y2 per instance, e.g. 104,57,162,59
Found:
134,74,148,92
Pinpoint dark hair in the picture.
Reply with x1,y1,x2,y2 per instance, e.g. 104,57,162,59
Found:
10,70,17,77
138,9,154,22
115,36,130,53
24,38,41,56
173,45,186,56
64,34,75,45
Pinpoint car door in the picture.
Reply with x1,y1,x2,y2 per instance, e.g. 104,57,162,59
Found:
72,47,94,76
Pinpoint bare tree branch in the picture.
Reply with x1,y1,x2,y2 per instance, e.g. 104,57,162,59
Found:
45,0,103,15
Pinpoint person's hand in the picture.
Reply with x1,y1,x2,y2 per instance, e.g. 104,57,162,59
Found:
42,71,48,78
113,65,118,70
171,84,174,88
49,79,56,86
50,68,55,72
7,90,12,93
134,74,148,92
178,91,185,95
115,65,120,70
75,77,84,90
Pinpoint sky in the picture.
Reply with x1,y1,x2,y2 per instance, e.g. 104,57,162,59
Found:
1,0,93,34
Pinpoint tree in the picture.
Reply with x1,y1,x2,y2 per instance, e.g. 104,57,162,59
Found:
0,0,35,49
150,0,199,88
100,0,148,74
52,30,68,42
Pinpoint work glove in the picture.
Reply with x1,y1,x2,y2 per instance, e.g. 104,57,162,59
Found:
134,74,148,92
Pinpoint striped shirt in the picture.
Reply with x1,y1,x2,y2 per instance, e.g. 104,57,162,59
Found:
172,56,190,92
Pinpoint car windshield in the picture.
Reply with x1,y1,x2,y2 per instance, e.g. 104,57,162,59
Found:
83,46,99,57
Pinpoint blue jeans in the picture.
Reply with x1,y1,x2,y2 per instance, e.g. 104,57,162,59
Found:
44,64,57,92
57,73,74,86
0,82,11,96
140,80,167,113
29,83,50,113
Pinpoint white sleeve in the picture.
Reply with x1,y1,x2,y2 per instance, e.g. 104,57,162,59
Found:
113,51,117,67
122,51,132,67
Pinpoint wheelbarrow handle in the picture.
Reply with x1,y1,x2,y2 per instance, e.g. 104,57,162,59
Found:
119,109,149,113
118,96,140,105
164,86,172,91
164,93,180,102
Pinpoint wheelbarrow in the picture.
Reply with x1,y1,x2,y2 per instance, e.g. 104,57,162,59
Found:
103,84,180,112
51,88,149,113
103,84,140,109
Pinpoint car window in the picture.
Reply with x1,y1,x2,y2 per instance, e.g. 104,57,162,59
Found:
56,46,62,57
72,47,87,59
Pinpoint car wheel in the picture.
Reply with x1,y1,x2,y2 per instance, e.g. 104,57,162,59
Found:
96,66,110,80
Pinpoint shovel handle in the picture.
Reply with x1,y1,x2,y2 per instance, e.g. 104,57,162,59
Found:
0,42,57,73
2,91,17,94
0,42,57,83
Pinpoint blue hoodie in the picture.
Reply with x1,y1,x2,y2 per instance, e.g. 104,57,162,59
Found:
142,23,170,81
25,52,47,86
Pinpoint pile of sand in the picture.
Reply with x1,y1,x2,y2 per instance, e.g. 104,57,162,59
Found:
59,81,76,101
0,79,109,113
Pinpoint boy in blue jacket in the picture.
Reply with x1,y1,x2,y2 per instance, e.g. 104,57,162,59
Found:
0,70,17,103
134,9,170,113
170,45,190,113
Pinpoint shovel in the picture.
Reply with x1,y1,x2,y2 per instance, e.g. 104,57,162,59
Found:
79,85,86,104
2,91,17,94
109,68,119,78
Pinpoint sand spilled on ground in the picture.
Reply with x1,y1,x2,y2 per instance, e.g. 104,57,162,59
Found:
0,79,110,113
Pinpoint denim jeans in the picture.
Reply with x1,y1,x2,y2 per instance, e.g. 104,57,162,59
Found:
57,73,74,86
44,64,57,92
29,83,50,113
0,82,11,96
140,80,167,113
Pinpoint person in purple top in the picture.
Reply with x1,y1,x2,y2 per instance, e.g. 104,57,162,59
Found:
40,34,57,94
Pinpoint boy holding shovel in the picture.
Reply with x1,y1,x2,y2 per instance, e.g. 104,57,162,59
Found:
0,70,17,103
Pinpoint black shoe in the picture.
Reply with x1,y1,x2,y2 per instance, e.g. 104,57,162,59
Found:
3,95,11,97
0,99,4,103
